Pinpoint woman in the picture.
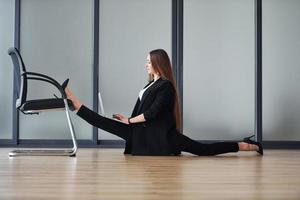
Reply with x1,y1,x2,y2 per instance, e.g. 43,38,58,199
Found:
66,49,263,156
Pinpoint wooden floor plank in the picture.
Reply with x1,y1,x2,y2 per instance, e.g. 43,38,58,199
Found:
0,148,299,199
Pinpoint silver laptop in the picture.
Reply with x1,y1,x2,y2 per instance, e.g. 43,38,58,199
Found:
98,91,105,116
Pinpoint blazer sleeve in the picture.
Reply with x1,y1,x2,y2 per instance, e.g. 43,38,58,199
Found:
143,81,174,121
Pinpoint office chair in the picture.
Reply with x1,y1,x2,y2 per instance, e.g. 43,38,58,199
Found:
8,47,78,157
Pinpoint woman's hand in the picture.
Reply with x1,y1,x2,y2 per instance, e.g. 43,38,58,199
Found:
65,87,82,111
112,113,129,124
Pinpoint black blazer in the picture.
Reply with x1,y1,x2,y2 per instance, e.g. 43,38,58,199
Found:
125,78,178,155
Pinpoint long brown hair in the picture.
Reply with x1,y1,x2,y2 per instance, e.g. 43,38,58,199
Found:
149,49,181,131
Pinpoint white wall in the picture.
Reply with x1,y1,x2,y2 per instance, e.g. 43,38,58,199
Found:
2,0,300,142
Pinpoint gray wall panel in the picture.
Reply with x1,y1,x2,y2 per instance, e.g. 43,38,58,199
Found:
99,0,172,139
19,0,93,139
263,0,300,141
0,0,14,139
183,0,255,140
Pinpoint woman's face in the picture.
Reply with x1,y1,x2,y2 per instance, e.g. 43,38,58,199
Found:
146,54,156,75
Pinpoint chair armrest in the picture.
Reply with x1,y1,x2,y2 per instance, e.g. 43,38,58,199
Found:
22,71,67,99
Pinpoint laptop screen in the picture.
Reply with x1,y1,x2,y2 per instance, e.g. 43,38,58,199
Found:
98,92,105,116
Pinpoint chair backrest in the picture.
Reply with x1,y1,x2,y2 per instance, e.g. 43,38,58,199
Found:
8,47,27,109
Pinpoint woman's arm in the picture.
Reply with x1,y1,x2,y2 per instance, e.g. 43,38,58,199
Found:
143,81,174,121
129,114,145,123
112,113,145,124
117,81,174,124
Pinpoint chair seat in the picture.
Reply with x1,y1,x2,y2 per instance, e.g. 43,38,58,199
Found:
21,98,74,111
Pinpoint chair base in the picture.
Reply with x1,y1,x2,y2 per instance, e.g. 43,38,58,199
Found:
9,99,78,158
9,148,76,157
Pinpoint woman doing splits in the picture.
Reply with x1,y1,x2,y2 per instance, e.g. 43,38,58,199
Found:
65,49,263,156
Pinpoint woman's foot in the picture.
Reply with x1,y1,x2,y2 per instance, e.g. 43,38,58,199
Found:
238,142,259,151
239,135,264,155
65,87,82,111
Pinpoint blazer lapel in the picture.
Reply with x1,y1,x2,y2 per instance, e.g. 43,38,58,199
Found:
136,79,162,114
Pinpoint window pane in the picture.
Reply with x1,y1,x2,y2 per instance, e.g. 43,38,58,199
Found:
263,0,300,141
19,0,93,140
99,0,172,140
0,0,14,139
183,0,255,140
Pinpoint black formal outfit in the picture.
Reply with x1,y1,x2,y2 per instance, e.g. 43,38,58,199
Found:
77,78,239,156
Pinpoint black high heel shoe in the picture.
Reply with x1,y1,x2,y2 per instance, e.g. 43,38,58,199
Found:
243,135,263,155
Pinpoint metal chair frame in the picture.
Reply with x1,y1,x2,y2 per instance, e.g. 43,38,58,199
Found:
8,47,78,157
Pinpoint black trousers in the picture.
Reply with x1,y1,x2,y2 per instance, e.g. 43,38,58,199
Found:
77,107,239,156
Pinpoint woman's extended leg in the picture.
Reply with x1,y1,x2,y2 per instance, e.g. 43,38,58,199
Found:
169,132,239,156
77,105,132,141
65,87,132,141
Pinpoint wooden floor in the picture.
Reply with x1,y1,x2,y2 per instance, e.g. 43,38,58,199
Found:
0,149,299,200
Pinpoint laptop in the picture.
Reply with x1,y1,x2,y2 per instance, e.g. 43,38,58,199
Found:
98,91,106,116
98,91,121,120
